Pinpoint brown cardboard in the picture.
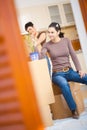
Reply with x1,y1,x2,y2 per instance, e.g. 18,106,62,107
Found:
50,83,84,119
70,83,84,114
52,82,81,95
69,82,81,91
50,95,72,119
81,90,87,99
52,83,62,95
39,104,53,127
72,89,84,114
28,59,55,105
28,59,55,126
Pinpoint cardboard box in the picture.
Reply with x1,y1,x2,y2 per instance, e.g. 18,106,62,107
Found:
50,94,72,119
69,82,84,114
81,90,87,99
28,59,55,126
39,104,53,127
29,59,55,105
52,82,81,95
52,83,62,95
50,83,84,119
72,89,84,114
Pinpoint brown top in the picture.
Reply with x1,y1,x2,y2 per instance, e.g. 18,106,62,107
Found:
41,37,81,71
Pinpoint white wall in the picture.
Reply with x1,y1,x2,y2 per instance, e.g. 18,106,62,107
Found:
70,0,87,67
16,5,51,34
14,0,69,8
14,0,70,34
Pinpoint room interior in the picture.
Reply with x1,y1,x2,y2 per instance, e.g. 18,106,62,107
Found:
14,0,87,91
0,0,87,130
14,0,87,129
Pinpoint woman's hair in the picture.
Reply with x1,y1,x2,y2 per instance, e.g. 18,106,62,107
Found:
25,22,34,31
48,22,64,38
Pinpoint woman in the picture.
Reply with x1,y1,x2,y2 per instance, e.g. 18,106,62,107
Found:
40,22,87,119
25,22,52,75
25,22,46,52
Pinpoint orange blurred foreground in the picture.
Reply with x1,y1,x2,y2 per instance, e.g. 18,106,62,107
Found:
0,0,44,130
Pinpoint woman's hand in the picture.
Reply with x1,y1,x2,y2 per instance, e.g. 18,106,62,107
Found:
78,70,86,78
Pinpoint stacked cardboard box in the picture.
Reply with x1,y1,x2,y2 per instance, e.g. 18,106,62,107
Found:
28,59,55,127
50,82,84,119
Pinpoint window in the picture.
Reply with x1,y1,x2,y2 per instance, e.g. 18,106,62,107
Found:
48,3,75,27
48,5,62,24
63,3,74,23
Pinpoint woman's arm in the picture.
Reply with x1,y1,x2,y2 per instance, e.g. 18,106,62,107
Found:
36,32,46,46
68,38,86,77
67,38,81,71
34,32,46,52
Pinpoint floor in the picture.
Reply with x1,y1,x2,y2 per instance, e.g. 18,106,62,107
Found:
45,99,87,130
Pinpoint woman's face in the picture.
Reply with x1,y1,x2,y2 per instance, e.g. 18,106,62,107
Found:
47,27,59,41
27,26,35,35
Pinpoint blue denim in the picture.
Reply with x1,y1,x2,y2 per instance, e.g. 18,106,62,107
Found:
45,56,52,78
52,68,87,111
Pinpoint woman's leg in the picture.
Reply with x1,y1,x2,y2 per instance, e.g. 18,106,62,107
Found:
52,74,76,111
66,68,87,84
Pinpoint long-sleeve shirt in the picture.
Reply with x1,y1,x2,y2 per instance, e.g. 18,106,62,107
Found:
41,37,81,72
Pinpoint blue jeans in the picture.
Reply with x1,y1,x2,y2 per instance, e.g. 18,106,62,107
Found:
45,56,52,78
52,68,87,111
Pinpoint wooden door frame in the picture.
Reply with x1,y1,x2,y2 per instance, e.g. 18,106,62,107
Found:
78,0,87,32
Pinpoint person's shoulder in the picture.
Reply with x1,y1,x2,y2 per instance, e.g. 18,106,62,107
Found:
44,41,50,45
46,40,52,44
62,37,70,41
62,37,71,44
43,40,50,46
